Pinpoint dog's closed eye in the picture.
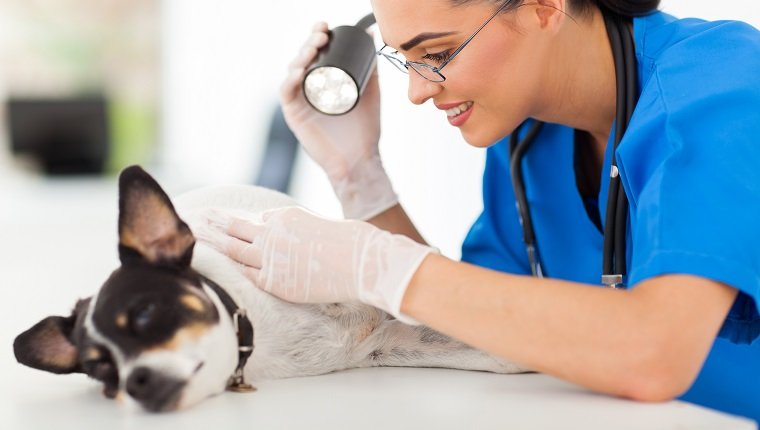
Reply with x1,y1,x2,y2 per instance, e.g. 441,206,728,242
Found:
129,303,157,335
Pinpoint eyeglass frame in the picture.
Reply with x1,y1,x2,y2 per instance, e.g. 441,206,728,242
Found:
377,0,513,82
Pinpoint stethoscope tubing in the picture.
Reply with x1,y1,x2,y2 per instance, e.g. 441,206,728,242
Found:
509,121,545,277
603,11,639,286
509,10,638,287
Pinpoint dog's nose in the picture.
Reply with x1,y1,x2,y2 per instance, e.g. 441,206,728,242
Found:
126,367,155,400
126,367,185,411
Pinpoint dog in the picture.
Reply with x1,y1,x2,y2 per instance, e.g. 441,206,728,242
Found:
13,165,526,412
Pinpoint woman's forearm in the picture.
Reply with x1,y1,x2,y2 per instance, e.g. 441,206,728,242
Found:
366,203,427,245
401,253,737,401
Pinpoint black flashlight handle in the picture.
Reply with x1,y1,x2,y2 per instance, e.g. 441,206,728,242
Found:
355,13,376,30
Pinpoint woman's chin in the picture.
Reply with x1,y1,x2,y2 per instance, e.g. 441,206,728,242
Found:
460,127,504,148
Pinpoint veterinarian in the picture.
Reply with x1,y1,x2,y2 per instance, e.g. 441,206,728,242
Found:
201,0,760,422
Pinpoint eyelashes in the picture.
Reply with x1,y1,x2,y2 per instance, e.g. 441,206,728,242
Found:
422,50,452,64
385,48,452,66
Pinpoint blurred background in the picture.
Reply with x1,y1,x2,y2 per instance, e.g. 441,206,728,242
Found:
0,0,758,283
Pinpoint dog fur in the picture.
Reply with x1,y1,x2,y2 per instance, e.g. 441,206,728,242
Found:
14,166,526,412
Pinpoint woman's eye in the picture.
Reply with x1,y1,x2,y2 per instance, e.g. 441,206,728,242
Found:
130,302,157,334
422,50,452,64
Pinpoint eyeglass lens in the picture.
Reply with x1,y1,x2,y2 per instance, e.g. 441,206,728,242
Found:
378,50,444,82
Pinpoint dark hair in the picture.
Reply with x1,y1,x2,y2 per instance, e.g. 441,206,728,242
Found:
450,0,660,18
574,0,660,17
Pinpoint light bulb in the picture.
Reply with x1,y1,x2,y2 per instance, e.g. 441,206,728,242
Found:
301,18,376,116
303,66,359,115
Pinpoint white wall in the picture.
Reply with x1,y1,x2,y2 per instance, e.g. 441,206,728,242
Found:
161,0,760,259
662,0,760,22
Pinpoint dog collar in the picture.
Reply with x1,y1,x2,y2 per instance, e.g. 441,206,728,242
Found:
199,275,256,393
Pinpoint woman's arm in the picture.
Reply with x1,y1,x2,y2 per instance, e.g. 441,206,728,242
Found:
366,203,427,245
200,206,737,402
402,253,738,401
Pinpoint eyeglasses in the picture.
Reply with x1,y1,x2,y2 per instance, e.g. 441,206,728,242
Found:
377,1,513,82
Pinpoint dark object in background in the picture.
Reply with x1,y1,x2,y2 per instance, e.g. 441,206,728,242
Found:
7,96,110,175
254,105,299,193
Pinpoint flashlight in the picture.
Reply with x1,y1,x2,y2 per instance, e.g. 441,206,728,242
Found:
303,14,376,115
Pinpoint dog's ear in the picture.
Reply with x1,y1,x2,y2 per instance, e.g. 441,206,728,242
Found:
118,165,195,267
14,313,82,374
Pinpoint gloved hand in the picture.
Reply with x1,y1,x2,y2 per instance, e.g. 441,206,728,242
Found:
196,206,434,324
281,22,398,220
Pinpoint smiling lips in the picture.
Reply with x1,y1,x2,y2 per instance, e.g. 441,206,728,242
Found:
437,101,474,127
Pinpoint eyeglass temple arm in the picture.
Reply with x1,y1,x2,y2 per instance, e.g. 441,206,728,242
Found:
437,1,512,70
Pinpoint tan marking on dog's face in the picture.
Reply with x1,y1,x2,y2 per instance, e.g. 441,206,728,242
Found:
180,294,206,313
115,312,128,329
84,346,102,361
148,323,214,352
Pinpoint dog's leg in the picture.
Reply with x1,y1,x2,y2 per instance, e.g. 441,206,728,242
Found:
350,320,529,374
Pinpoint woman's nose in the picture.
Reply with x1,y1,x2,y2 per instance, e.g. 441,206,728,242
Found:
407,71,442,105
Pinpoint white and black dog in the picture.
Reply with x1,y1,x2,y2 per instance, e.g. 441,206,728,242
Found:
13,166,525,412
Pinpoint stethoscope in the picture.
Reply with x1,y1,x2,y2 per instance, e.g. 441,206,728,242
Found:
509,11,639,288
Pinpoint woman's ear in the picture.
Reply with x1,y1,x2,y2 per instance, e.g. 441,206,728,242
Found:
534,0,568,31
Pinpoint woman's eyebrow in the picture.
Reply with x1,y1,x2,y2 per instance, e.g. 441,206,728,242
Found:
400,31,458,51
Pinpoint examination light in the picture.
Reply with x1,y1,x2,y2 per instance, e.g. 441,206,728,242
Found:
303,14,377,115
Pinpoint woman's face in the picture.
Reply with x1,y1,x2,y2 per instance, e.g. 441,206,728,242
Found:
372,0,553,147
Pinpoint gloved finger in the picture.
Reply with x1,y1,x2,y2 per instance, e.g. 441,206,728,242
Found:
227,216,264,243
259,206,312,223
312,21,328,32
280,67,306,106
225,235,262,268
288,31,329,70
193,208,235,252
281,31,329,105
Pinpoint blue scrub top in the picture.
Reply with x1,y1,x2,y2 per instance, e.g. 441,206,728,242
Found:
461,11,760,422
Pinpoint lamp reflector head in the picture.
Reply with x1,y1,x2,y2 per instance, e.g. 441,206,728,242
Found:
303,66,359,115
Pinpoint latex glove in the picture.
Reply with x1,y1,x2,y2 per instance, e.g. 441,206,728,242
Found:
281,22,398,220
197,207,434,324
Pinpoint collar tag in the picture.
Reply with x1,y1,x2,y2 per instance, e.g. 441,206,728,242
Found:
227,368,257,393
228,308,256,393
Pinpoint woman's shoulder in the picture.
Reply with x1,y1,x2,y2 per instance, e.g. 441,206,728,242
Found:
633,12,760,121
635,11,760,64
